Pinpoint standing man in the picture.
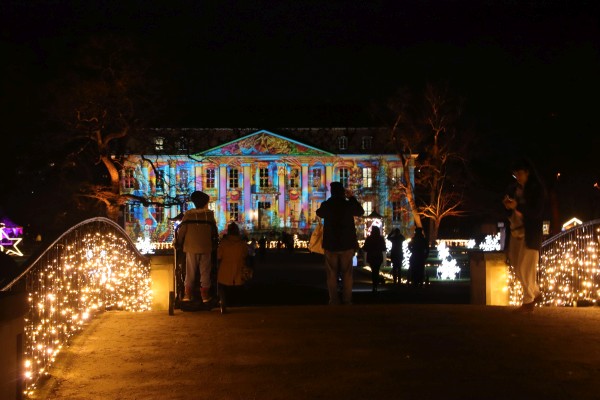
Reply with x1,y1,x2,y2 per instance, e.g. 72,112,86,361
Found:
316,181,364,305
503,158,546,313
176,191,218,303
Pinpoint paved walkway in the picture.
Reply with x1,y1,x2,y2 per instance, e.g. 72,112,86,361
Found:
34,250,600,399
38,304,600,400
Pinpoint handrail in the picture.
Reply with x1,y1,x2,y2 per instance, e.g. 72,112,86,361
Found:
1,217,152,398
508,219,600,306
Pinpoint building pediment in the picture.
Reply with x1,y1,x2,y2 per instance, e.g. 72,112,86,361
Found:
197,130,333,157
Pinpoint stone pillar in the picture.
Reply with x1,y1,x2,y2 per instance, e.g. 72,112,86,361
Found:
301,163,309,218
242,163,252,222
277,163,286,222
219,164,228,229
325,163,334,193
195,164,203,191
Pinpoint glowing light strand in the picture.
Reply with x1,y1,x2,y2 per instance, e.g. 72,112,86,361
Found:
507,219,600,307
2,218,152,398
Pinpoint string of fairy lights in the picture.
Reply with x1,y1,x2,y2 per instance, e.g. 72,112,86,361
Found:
19,218,152,398
507,220,600,306
6,217,597,398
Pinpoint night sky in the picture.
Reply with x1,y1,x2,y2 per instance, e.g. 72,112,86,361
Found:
1,0,599,225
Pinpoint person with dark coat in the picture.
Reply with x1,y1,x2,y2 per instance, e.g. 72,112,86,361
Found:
503,157,547,313
387,228,406,285
316,181,365,305
408,227,429,287
362,226,387,293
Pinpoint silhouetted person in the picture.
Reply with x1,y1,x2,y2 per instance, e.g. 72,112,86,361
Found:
387,228,406,285
316,181,364,305
258,235,267,260
408,227,429,287
362,226,387,293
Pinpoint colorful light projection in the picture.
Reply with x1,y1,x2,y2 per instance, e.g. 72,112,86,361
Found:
18,220,152,398
0,222,23,256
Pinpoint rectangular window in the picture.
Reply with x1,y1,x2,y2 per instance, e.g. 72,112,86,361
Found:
124,204,136,223
289,168,300,188
155,170,165,194
258,201,271,210
362,167,372,188
122,168,135,189
361,136,372,150
339,168,350,188
178,169,188,191
228,202,239,221
154,137,164,151
206,168,216,189
154,204,165,224
229,168,239,188
391,167,403,185
392,201,402,222
311,168,322,188
363,201,373,216
338,136,348,150
259,168,270,188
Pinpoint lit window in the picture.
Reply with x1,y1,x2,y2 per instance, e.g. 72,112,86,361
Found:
229,168,239,188
178,169,188,191
363,201,373,216
339,168,350,188
155,170,165,194
154,137,164,151
206,168,216,189
229,203,239,221
259,168,270,188
362,167,372,188
122,168,135,189
311,168,322,188
289,168,300,188
391,167,403,185
124,204,136,223
338,136,348,150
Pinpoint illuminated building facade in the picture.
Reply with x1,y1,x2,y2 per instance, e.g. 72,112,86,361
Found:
119,129,416,246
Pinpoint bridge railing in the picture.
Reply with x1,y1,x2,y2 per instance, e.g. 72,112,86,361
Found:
1,217,152,399
508,219,600,306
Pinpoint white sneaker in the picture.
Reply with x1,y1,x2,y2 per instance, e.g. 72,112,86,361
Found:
182,295,192,302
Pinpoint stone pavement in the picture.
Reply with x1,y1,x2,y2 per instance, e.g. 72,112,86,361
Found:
37,302,600,400
33,250,600,399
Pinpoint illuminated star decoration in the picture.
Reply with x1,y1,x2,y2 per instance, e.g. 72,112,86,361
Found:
0,223,23,256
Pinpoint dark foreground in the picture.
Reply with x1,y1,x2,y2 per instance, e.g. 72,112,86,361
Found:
37,304,600,400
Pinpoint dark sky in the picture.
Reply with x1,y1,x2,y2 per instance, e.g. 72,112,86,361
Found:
1,0,599,221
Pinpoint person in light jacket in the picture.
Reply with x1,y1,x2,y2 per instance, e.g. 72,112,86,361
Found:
175,191,218,303
217,222,250,314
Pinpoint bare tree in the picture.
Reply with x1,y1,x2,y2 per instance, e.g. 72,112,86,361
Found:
381,83,472,245
42,34,167,222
